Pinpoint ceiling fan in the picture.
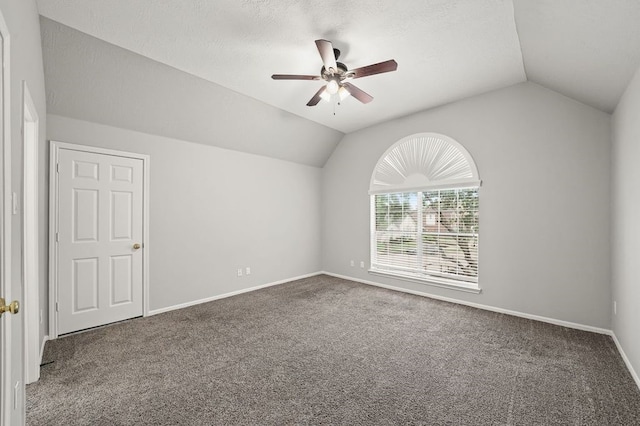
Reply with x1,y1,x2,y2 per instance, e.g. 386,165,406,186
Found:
272,39,398,106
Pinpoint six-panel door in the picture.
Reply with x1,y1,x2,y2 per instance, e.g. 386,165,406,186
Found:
57,149,143,335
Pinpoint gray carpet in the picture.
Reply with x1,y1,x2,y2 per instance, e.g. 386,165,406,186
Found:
27,275,640,425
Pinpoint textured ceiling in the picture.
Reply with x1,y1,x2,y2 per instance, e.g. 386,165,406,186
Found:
36,0,526,133
514,0,640,113
36,0,640,133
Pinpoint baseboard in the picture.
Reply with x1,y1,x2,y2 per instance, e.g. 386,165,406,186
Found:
322,271,612,335
611,333,640,391
148,272,323,316
40,335,49,363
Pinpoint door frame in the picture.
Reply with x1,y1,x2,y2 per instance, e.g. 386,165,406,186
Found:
22,81,40,384
48,141,150,339
0,7,12,425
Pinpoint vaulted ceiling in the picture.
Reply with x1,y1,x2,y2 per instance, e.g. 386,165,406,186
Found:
37,0,640,134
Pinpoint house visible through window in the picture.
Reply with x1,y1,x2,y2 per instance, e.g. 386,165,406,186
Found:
369,133,481,292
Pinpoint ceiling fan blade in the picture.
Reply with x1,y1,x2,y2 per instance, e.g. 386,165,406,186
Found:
271,74,321,80
315,39,337,71
342,82,373,104
348,59,398,79
307,86,327,106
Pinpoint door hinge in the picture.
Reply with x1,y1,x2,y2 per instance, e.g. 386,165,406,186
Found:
56,232,59,242
56,163,59,173
55,302,59,312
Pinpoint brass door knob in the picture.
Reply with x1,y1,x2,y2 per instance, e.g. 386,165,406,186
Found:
0,297,19,317
133,243,141,250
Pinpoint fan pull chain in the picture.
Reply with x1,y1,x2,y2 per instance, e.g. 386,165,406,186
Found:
333,98,344,116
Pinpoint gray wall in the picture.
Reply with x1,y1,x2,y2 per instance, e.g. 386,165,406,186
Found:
47,114,323,312
322,82,612,329
612,64,640,381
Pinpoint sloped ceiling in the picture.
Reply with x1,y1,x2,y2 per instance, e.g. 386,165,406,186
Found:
514,0,640,113
40,18,343,167
37,0,640,160
37,0,527,134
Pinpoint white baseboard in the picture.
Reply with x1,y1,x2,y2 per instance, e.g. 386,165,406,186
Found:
40,335,49,363
611,333,640,391
25,335,50,385
322,271,612,335
148,272,323,316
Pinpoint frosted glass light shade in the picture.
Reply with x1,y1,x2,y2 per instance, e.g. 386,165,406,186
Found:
338,86,351,101
319,90,331,102
326,80,339,94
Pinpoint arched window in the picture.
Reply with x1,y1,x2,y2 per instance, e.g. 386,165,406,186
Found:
370,133,481,292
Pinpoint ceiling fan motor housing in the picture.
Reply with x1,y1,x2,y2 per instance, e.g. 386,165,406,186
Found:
321,62,350,82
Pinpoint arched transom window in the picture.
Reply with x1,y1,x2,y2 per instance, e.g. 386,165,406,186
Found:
369,133,481,293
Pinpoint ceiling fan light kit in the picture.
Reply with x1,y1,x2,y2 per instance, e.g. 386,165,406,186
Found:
326,79,340,94
271,39,397,107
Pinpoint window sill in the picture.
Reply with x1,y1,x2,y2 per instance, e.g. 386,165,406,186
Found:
368,269,482,294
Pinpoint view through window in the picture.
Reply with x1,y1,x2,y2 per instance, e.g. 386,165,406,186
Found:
372,188,479,284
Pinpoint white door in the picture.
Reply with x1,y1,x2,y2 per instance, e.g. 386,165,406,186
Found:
1,12,24,426
56,148,144,335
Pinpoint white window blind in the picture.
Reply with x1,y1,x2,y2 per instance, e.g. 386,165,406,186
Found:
371,188,479,285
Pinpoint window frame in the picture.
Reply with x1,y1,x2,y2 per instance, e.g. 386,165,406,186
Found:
369,188,480,293
368,133,481,293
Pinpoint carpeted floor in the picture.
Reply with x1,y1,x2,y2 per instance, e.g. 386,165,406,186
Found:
27,275,640,425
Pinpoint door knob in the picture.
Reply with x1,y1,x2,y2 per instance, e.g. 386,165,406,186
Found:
133,243,141,250
0,297,19,317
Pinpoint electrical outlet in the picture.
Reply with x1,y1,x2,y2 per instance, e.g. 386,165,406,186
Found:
237,269,243,277
350,260,354,267
360,261,365,268
246,267,251,275
614,301,617,315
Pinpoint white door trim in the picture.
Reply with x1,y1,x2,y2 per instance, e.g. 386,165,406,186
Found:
49,141,150,339
22,81,39,384
0,8,12,426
